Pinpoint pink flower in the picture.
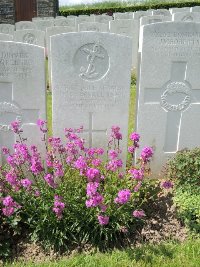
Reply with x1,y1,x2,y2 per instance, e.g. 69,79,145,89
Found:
37,119,47,133
114,189,131,205
141,147,153,163
74,156,87,170
10,120,21,134
86,168,100,181
21,178,33,190
111,126,122,140
129,169,144,180
44,174,57,188
2,147,10,155
108,150,118,160
128,146,135,153
160,180,174,189
132,209,145,218
86,182,99,197
91,158,102,167
130,132,140,142
97,215,109,225
106,159,123,172
2,207,15,217
2,196,20,217
85,193,104,208
52,195,65,219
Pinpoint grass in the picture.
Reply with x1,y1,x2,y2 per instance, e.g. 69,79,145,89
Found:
5,238,200,266
60,0,200,10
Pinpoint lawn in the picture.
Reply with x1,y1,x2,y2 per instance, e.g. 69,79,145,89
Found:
5,238,200,267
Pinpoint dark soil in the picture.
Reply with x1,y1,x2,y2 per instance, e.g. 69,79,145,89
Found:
1,194,188,264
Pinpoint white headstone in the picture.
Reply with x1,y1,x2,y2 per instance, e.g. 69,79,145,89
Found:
0,24,15,35
15,21,37,30
152,9,171,16
169,7,191,14
51,32,132,161
46,26,76,52
94,14,113,24
46,25,76,73
32,17,54,21
54,18,76,27
136,22,200,175
134,10,153,20
76,15,95,25
191,6,200,12
13,29,45,47
0,42,46,163
33,19,55,31
78,22,108,32
0,33,13,41
109,19,138,69
172,12,200,22
140,15,172,26
113,12,133,20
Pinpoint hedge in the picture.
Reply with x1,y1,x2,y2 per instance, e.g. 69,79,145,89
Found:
59,1,200,16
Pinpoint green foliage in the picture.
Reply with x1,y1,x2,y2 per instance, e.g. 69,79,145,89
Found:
1,167,160,253
59,1,200,17
173,184,200,233
164,148,200,187
165,148,200,233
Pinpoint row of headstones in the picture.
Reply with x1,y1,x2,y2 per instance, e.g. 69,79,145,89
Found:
1,6,200,70
0,20,200,175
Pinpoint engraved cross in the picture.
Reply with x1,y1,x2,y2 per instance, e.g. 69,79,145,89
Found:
144,62,200,152
83,112,107,147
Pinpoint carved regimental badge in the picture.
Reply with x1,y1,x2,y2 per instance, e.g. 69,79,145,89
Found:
23,33,37,44
161,81,191,112
74,42,109,81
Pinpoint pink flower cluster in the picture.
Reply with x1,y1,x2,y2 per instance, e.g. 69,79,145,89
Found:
115,189,131,205
0,120,158,228
1,196,20,217
52,195,65,219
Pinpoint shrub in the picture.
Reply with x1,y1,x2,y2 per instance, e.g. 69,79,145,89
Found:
59,1,200,17
164,148,200,233
0,120,165,253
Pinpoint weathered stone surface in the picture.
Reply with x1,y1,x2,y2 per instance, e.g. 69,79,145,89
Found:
0,33,13,41
94,14,113,24
76,15,95,25
51,32,132,161
113,12,133,20
191,6,200,12
152,9,171,16
15,21,37,30
54,18,76,27
33,19,55,31
13,29,45,47
169,7,191,14
0,24,15,35
109,19,138,69
0,0,15,24
136,22,200,175
140,15,172,26
0,0,58,24
172,12,200,22
0,41,46,163
134,10,152,20
78,22,108,32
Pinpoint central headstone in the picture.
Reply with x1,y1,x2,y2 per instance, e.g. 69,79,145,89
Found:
51,32,132,160
136,22,200,175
